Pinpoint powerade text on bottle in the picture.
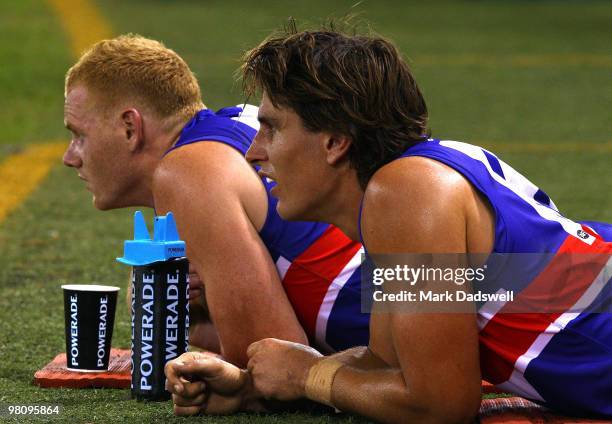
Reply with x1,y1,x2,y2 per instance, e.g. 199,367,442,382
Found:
117,211,189,401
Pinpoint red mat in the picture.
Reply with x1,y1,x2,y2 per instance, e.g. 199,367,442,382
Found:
33,351,609,423
479,382,609,423
33,348,131,388
479,397,610,423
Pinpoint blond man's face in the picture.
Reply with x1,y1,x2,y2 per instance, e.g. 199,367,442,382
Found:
63,84,136,210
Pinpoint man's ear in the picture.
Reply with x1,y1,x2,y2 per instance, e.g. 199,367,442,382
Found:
121,108,144,152
324,133,352,166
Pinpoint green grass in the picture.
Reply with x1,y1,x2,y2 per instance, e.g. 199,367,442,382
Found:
0,0,72,146
0,0,610,422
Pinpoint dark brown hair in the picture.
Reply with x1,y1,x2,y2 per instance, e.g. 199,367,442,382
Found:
242,23,429,188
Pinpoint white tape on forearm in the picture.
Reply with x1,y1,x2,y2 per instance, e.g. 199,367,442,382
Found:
304,358,344,407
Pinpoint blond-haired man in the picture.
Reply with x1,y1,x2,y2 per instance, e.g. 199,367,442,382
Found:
63,35,369,367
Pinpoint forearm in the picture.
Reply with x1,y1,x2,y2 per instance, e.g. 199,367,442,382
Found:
328,346,389,369
312,353,477,424
330,365,430,424
239,372,321,414
192,247,307,366
189,320,221,353
298,346,425,423
207,285,308,366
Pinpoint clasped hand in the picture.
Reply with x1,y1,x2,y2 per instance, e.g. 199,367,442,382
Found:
165,339,323,415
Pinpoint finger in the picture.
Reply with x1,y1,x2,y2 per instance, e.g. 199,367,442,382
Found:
189,272,202,287
173,404,201,416
188,263,202,284
180,380,206,399
180,351,208,363
165,360,186,393
165,378,175,393
173,391,207,407
165,352,210,393
178,357,246,394
246,356,256,373
174,356,230,378
246,339,266,358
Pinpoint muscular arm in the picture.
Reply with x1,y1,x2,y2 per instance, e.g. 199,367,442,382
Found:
153,142,307,366
330,314,481,424
328,157,485,423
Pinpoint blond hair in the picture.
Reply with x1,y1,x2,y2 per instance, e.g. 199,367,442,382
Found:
66,34,203,128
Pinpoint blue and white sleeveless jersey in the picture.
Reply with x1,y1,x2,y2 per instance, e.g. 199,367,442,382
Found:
166,106,369,353
399,139,612,417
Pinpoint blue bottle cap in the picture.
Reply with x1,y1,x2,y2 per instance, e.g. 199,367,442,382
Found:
117,211,186,266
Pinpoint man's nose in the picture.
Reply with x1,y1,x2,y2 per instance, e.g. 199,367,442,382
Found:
245,132,267,165
63,142,82,168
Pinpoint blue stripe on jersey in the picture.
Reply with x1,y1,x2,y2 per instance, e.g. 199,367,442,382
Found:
483,149,505,179
534,188,551,207
324,267,370,351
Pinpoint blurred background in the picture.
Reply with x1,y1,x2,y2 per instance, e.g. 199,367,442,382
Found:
0,1,610,422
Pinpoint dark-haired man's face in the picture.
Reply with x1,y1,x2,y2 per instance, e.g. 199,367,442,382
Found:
247,93,335,221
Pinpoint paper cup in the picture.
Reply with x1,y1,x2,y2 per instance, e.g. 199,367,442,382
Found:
62,284,120,372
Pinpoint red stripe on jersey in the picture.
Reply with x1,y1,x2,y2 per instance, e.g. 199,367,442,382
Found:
281,225,362,339
480,230,611,384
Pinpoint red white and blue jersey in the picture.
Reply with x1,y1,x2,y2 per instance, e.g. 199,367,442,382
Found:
399,139,612,418
166,106,369,353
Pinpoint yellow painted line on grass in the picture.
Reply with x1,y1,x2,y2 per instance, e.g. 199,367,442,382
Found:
0,142,66,223
46,0,113,58
0,1,113,224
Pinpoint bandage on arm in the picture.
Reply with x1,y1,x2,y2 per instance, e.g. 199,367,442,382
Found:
304,358,345,407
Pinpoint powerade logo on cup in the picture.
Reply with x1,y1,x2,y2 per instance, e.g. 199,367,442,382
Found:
62,285,119,372
69,294,78,366
118,211,189,401
97,296,109,367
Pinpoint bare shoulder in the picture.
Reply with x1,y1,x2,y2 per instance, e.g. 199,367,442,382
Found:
362,156,475,253
154,142,249,192
153,142,267,229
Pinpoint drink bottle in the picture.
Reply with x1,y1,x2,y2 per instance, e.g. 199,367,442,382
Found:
117,211,189,400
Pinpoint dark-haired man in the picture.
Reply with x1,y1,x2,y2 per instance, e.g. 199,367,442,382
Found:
63,34,369,368
166,29,612,422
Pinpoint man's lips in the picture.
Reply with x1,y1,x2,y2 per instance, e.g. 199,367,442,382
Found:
258,170,276,184
78,174,89,187
258,171,280,197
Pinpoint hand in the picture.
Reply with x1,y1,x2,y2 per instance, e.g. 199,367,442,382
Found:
187,260,215,349
165,351,248,416
188,261,206,304
246,338,323,401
